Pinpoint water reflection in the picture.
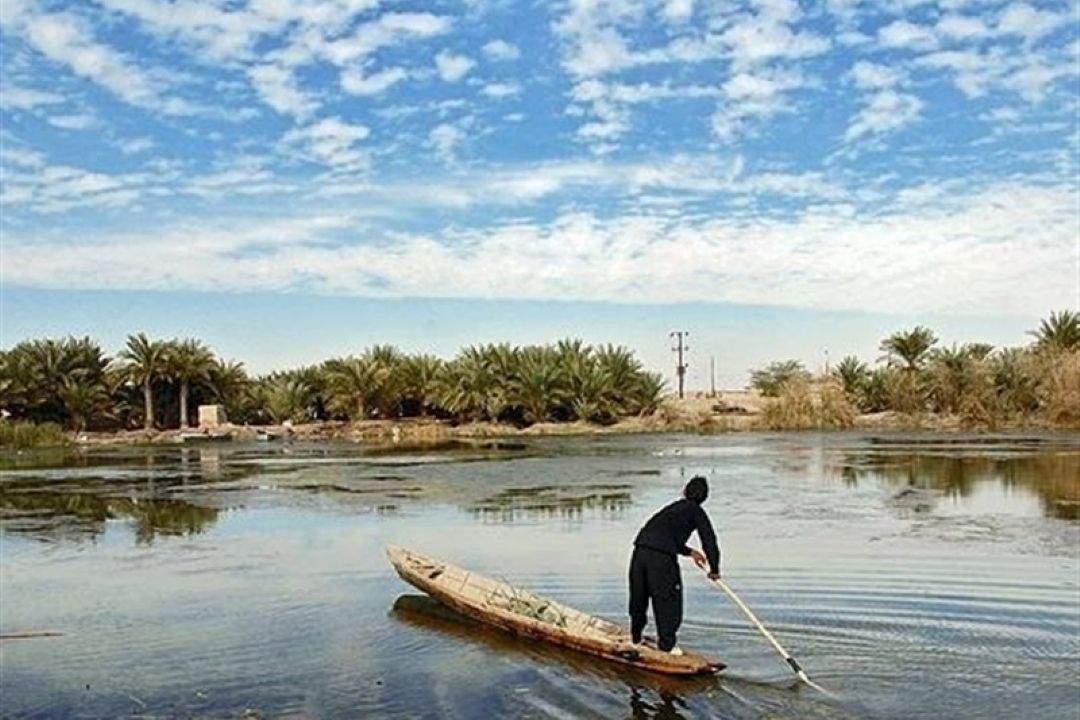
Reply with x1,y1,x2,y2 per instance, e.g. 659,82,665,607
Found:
470,484,633,522
0,446,246,544
0,486,221,544
628,686,690,720
832,448,1080,520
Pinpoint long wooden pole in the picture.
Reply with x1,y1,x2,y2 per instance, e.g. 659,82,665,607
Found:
708,577,829,694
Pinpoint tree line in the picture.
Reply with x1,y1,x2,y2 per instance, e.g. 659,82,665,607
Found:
749,311,1080,427
0,336,665,432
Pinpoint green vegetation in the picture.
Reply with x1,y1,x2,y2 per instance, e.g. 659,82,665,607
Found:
0,421,70,449
749,360,811,397
752,311,1080,429
2,311,1075,441
0,336,663,437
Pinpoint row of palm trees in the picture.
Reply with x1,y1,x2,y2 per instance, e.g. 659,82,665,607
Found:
0,336,665,431
751,311,1080,423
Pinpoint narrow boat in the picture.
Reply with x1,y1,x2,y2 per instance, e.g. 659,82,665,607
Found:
386,546,724,676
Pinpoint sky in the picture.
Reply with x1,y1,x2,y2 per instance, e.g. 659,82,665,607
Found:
1,0,1077,386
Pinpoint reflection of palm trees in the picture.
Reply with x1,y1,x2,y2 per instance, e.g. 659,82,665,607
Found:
471,485,633,522
0,486,220,543
832,449,1080,520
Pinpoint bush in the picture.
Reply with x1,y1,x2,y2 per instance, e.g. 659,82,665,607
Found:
0,421,70,449
750,360,811,398
760,378,856,430
1038,350,1080,427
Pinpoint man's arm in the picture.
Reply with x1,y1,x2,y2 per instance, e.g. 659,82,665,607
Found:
695,507,721,576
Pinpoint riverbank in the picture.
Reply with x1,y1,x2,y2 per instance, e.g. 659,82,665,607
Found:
54,390,1072,448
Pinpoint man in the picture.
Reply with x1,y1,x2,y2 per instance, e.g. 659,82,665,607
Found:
629,475,720,655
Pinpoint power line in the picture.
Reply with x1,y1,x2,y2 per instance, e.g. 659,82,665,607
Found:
670,331,689,399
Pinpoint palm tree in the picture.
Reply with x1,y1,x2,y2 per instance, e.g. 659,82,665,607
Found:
880,326,938,371
253,372,317,424
862,368,891,412
119,333,168,430
168,339,216,429
437,348,497,421
963,343,995,361
992,348,1038,414
398,354,443,416
362,345,404,417
594,344,643,411
1029,310,1080,353
324,356,384,420
58,375,112,432
833,356,869,399
208,359,249,419
625,371,666,415
750,360,809,397
926,344,975,414
510,347,562,424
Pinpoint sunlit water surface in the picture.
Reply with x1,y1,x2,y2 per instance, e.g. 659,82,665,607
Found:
1,433,1078,719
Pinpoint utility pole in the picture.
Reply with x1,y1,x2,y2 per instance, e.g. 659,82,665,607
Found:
710,355,717,398
824,347,830,375
670,331,689,399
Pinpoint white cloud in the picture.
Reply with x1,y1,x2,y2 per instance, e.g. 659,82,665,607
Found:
850,61,904,89
283,117,370,170
117,136,156,155
721,13,830,70
845,90,924,141
428,121,467,162
916,46,1071,101
248,63,318,118
434,51,475,82
1,161,164,212
878,20,938,51
845,61,921,142
712,68,807,141
480,82,520,99
6,182,1074,317
47,113,95,130
0,145,46,168
317,13,452,66
937,14,989,40
661,0,694,24
996,3,1069,41
2,85,65,110
482,39,520,61
341,66,409,96
15,10,190,115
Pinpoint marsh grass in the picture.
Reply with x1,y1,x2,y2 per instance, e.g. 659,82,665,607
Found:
760,379,857,430
1039,351,1080,427
0,421,70,449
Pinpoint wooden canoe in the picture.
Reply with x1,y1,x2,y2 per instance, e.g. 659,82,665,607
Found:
386,546,724,676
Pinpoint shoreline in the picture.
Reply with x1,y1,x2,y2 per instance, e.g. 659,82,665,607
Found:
67,412,1072,448
5,392,1074,451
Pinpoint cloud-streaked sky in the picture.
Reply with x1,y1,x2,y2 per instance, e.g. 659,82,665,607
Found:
1,0,1077,380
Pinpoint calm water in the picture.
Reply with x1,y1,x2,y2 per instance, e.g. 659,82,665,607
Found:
1,433,1078,719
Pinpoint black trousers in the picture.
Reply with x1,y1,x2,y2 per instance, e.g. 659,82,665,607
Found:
628,545,683,651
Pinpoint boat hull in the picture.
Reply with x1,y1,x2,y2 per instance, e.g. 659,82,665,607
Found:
386,546,723,676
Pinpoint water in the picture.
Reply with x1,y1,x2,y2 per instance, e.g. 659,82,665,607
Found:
1,433,1077,719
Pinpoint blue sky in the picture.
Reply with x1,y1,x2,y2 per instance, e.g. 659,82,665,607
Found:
1,0,1077,385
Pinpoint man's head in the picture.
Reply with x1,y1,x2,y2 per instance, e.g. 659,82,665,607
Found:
684,476,709,504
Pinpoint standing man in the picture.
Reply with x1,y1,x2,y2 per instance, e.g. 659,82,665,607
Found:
629,475,720,655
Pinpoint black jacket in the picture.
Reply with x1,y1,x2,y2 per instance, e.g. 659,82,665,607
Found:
634,498,720,574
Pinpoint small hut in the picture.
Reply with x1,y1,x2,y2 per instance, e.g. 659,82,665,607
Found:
198,404,227,429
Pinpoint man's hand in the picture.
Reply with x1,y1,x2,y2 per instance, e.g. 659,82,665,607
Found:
689,548,706,569
708,571,721,581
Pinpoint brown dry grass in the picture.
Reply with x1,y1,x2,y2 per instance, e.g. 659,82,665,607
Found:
760,378,857,430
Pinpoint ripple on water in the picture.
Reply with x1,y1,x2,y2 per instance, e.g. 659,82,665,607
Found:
1,433,1077,719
